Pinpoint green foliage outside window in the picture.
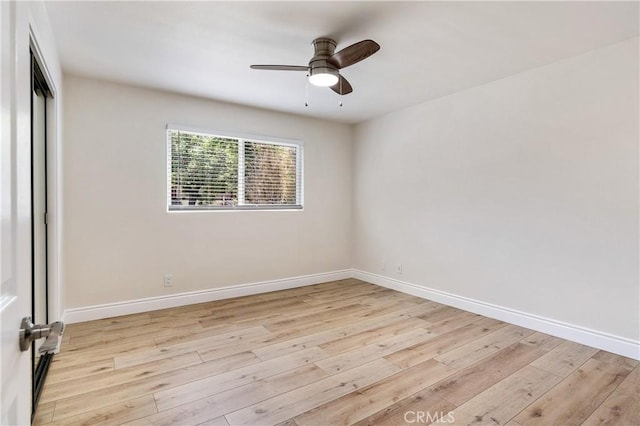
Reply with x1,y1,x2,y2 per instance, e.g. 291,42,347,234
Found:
244,141,297,205
169,129,301,209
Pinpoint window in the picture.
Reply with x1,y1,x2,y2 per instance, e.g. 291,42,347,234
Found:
168,126,303,211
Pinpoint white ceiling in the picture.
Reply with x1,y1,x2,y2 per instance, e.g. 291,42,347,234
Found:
45,1,638,124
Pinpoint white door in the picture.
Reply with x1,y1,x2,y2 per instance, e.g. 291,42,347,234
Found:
1,1,33,424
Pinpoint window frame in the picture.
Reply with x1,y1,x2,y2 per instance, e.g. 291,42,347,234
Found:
166,124,304,212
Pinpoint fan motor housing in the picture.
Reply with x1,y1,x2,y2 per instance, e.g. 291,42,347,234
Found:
311,38,337,58
309,38,338,72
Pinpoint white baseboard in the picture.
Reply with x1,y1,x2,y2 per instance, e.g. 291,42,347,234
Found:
352,269,640,361
62,269,352,324
62,267,639,360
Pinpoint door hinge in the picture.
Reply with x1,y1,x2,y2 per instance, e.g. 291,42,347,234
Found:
44,212,48,225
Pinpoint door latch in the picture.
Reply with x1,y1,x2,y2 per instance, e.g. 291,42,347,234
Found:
19,316,65,352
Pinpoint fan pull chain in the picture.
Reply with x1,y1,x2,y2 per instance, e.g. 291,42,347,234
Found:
339,77,343,107
305,75,309,107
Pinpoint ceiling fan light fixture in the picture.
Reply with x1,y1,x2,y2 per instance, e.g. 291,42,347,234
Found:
250,37,379,96
308,66,339,87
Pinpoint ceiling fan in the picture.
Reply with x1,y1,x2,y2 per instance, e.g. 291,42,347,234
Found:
250,38,380,95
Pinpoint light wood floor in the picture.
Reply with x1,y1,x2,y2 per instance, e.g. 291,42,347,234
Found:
35,279,639,426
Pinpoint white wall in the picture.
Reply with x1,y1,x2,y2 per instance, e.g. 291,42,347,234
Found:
62,38,638,357
63,75,352,309
353,38,639,344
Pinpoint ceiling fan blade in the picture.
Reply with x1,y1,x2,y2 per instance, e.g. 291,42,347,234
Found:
250,65,309,71
330,74,353,95
328,39,380,69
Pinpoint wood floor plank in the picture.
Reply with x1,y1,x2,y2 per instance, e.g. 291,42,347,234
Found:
434,324,535,370
316,328,436,374
47,395,158,426
416,305,466,323
452,365,562,425
51,350,261,421
155,322,254,346
54,334,157,359
293,359,455,425
281,280,360,298
385,317,506,369
256,281,343,302
250,328,345,362
237,297,370,328
66,316,158,340
42,280,637,426
513,357,632,425
224,358,401,425
205,297,309,324
359,290,429,307
33,401,55,426
50,337,158,369
351,388,455,426
41,352,202,403
264,303,395,333
196,325,335,363
200,303,437,364
154,325,270,350
529,340,600,377
591,350,639,371
582,365,640,426
114,346,203,371
46,357,114,384
318,316,431,356
66,317,201,349
63,313,151,335
519,332,565,351
222,289,392,326
154,347,329,412
308,287,406,307
156,300,219,315
273,419,298,426
425,311,481,334
126,364,327,426
115,325,269,369
428,334,561,407
253,308,432,361
196,294,267,311
196,416,230,426
301,283,384,304
151,307,216,321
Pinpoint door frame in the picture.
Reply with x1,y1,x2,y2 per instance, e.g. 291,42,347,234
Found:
30,49,53,417
28,25,61,420
29,25,61,326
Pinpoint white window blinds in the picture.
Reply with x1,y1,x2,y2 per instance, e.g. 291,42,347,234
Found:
168,127,303,210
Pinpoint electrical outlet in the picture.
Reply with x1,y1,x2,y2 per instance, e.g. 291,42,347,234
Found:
396,264,402,274
164,274,173,287
379,260,386,271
